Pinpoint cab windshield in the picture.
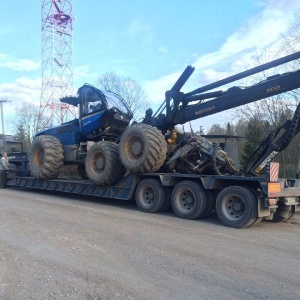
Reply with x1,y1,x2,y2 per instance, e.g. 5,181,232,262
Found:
103,91,130,115
79,84,131,116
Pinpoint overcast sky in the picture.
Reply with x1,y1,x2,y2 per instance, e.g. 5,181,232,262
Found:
0,0,299,134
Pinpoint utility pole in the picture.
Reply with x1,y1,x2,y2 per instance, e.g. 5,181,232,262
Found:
0,98,11,152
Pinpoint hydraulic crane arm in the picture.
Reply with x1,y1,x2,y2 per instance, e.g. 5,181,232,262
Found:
243,102,300,176
171,70,300,125
140,50,300,176
148,50,300,133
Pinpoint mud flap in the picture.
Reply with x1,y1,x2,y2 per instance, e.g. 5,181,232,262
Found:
258,196,271,217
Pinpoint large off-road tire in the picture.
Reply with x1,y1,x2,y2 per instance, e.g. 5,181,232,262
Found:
85,141,125,186
171,181,207,220
119,124,167,173
29,135,64,180
135,178,166,213
216,186,258,228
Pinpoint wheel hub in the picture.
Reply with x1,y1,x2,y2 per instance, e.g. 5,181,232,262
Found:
233,202,242,211
33,148,44,167
131,140,143,156
96,156,105,171
38,152,44,165
186,196,193,204
142,187,154,206
179,191,194,212
225,196,245,219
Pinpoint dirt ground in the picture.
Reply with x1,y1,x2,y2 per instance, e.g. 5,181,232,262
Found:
0,187,299,300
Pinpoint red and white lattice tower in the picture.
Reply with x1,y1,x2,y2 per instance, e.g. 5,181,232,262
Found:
40,0,76,126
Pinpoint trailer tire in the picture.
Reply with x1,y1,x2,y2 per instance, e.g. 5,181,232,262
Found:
161,187,172,212
200,191,216,219
0,170,7,189
252,216,263,226
29,135,64,179
171,181,207,219
247,188,263,226
85,141,125,186
119,124,167,173
216,186,257,228
135,178,165,213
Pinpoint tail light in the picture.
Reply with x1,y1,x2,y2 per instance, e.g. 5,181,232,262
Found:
268,182,281,194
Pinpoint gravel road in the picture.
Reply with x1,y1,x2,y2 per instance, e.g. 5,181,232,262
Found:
0,187,299,300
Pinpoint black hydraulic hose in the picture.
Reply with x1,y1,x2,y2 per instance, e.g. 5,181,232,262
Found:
244,102,300,175
279,102,300,150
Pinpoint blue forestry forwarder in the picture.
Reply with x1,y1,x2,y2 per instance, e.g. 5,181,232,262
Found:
8,50,300,228
29,86,133,185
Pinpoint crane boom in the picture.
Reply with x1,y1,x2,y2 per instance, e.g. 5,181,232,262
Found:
145,50,300,132
142,50,300,176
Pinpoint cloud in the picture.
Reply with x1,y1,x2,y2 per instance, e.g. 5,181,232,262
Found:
0,77,41,115
0,77,42,133
144,71,184,109
145,0,300,108
143,0,300,133
194,0,298,73
0,27,15,37
0,53,39,71
127,18,153,44
159,46,168,54
128,19,150,36
73,65,100,88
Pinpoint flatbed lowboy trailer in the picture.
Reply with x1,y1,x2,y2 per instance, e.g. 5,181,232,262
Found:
6,165,300,228
4,51,300,228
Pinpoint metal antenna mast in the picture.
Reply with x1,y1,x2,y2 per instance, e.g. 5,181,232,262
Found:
40,0,76,126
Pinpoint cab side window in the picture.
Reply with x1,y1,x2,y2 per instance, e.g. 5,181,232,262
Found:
81,88,105,116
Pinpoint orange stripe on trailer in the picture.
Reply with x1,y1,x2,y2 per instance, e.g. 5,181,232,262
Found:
270,162,279,182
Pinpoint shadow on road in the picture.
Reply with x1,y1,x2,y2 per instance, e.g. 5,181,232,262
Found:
8,186,226,227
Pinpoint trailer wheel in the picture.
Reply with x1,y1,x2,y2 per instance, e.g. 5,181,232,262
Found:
252,216,263,226
119,124,167,173
216,186,257,228
171,181,207,219
135,179,165,213
0,170,7,188
200,191,216,219
85,141,125,186
246,188,262,226
271,205,295,222
29,135,64,179
160,187,172,212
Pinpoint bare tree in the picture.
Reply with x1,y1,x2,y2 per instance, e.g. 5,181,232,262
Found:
281,10,300,55
96,72,150,122
231,47,295,128
207,124,227,135
9,103,48,151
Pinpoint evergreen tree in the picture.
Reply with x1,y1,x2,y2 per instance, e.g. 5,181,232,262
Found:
240,116,270,169
14,122,30,151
